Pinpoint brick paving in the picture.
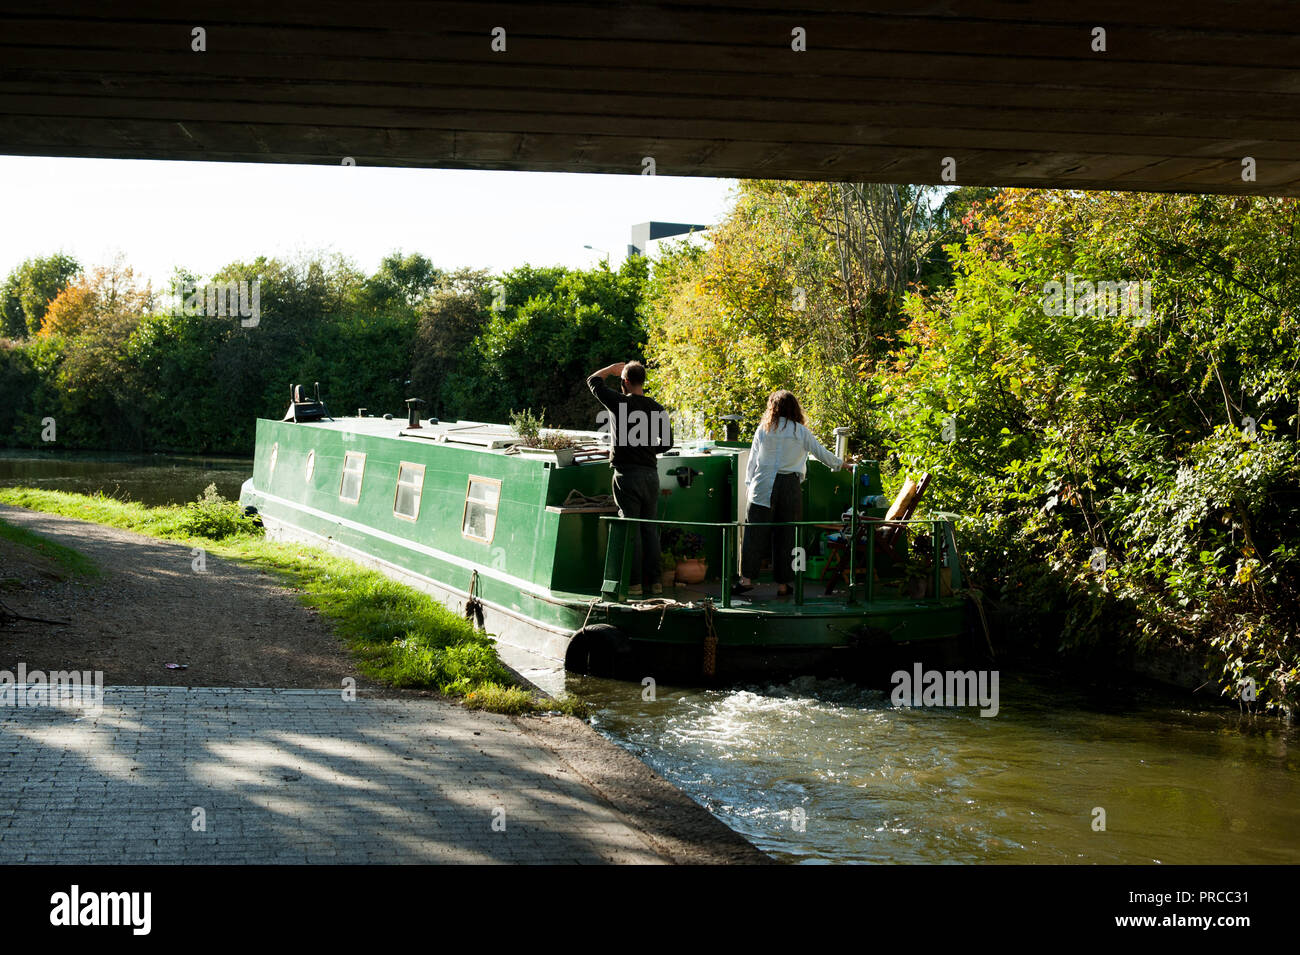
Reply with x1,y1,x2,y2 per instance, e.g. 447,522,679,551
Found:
0,687,666,864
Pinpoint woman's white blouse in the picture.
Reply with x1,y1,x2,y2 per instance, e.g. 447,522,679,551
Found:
744,418,843,508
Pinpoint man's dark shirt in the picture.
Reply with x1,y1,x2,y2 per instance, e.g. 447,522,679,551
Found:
587,375,673,472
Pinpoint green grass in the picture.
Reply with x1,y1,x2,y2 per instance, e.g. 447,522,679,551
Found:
464,682,591,717
0,515,100,579
0,486,587,716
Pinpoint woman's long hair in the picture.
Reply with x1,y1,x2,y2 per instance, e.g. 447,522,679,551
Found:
760,389,804,432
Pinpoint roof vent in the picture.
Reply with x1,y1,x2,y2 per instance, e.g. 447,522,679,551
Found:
405,398,426,429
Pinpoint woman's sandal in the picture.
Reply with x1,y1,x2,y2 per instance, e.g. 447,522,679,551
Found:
732,581,754,595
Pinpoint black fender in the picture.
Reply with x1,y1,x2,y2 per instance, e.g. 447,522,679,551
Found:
566,624,636,678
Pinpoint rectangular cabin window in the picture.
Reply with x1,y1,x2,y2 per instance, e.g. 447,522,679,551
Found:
393,462,425,522
339,451,366,503
462,477,500,543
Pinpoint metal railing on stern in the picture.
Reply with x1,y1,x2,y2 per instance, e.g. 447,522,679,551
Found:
599,513,959,609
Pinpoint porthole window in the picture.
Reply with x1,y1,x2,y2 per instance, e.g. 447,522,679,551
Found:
339,451,366,503
461,476,500,543
305,450,316,483
393,462,425,521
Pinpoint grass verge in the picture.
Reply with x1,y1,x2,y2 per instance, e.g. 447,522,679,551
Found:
0,486,589,717
0,516,100,579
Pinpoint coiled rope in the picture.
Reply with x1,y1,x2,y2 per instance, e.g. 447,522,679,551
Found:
561,489,616,508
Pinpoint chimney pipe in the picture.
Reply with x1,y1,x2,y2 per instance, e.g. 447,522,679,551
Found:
405,397,426,429
833,426,851,461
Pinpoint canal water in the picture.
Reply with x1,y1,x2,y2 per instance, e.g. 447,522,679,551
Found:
0,450,249,506
566,671,1300,864
5,453,1298,864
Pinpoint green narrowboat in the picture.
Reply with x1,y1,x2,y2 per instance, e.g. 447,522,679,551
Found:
239,399,972,683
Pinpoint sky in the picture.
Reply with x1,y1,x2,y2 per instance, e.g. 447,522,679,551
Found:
0,156,736,287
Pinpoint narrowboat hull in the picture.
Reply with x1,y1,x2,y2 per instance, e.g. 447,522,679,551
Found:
240,415,970,684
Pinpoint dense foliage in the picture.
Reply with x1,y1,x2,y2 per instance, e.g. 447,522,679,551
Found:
429,259,649,429
647,184,1300,711
644,181,974,449
887,191,1300,711
0,252,646,451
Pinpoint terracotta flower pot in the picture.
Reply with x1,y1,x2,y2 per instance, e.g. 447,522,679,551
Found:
660,569,677,588
675,558,707,584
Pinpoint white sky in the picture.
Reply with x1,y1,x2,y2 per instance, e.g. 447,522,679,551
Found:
0,156,734,286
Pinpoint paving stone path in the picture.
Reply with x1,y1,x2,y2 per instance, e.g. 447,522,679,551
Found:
0,686,666,864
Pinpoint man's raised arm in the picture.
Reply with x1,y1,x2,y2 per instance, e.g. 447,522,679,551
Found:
587,361,626,386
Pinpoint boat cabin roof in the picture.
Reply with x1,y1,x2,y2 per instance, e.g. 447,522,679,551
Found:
292,415,741,458
294,416,541,449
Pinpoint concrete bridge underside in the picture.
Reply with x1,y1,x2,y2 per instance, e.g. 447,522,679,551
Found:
2,1,1298,195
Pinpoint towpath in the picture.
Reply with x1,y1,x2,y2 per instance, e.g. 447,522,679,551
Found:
0,505,765,864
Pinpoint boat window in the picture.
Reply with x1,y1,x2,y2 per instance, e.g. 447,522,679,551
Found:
305,450,315,483
268,442,279,477
462,476,500,543
393,461,425,521
339,451,366,503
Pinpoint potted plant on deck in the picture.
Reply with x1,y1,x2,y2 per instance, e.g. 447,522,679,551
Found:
662,529,708,585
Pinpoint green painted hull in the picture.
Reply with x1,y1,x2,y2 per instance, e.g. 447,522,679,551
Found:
240,415,969,680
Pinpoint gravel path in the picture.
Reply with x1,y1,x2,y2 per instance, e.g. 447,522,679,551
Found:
0,504,362,689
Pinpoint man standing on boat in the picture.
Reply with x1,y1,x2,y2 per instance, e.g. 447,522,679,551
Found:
587,360,673,596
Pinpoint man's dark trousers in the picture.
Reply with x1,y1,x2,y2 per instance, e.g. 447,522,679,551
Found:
613,466,661,591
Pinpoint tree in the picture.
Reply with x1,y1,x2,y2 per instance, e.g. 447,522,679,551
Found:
366,251,443,308
646,180,942,450
0,253,81,337
476,258,649,428
40,259,153,339
818,182,946,355
410,268,493,418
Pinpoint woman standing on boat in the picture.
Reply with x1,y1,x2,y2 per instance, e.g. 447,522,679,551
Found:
736,390,846,596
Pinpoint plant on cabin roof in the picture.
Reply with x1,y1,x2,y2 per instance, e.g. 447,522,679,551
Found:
535,431,582,451
511,407,585,451
509,407,544,446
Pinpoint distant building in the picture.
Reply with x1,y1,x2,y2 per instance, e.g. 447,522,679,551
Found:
628,222,710,259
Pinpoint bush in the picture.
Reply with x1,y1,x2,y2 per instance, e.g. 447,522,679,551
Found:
177,484,259,540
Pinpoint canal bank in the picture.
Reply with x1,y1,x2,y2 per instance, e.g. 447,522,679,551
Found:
0,504,766,864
